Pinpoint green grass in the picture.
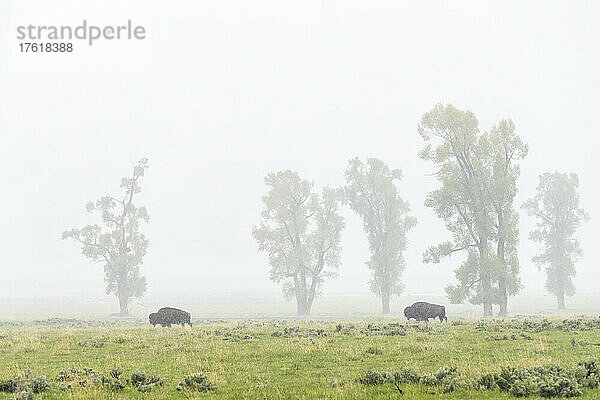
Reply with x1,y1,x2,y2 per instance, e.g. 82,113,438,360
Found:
2,318,600,398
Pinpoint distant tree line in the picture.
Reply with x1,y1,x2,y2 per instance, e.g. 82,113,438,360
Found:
254,103,588,317
62,104,588,317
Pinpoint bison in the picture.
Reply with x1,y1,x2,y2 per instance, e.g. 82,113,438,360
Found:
404,302,447,322
149,307,192,327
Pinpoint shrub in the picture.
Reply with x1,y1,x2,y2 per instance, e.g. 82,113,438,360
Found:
475,373,498,390
15,392,35,400
329,378,345,388
509,378,535,397
56,366,101,390
107,379,125,392
538,376,582,398
31,376,49,393
109,369,122,380
358,366,465,393
0,377,26,393
581,373,600,389
356,360,600,397
496,366,519,391
128,371,148,387
127,371,164,392
0,372,50,395
4,366,167,396
100,369,125,392
138,384,154,392
365,347,382,355
393,367,421,384
357,370,387,386
176,373,216,392
419,373,437,386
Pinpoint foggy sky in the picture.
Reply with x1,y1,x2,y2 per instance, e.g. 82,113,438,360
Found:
1,1,598,300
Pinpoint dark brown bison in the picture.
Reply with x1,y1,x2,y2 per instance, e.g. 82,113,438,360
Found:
149,307,192,327
404,302,447,322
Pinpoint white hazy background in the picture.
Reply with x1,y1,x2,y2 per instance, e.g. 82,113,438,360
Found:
0,1,598,304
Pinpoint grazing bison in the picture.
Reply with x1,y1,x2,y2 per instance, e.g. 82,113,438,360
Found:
149,307,192,327
404,302,447,322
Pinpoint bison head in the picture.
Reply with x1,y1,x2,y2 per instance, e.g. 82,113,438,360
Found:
403,306,414,320
148,312,159,326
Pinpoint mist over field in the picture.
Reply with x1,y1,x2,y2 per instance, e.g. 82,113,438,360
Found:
4,2,600,400
0,1,598,319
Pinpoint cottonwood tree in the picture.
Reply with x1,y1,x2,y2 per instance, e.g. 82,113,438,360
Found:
522,172,589,310
252,170,344,315
344,158,416,314
483,120,528,317
62,158,150,316
419,104,496,317
420,107,528,317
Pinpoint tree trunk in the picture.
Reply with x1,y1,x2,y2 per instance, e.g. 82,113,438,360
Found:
382,293,390,315
557,291,566,310
555,265,566,310
497,237,508,317
482,301,493,317
295,269,312,315
117,271,130,316
498,278,508,318
496,216,508,318
306,259,323,317
118,290,129,316
296,297,310,315
481,270,493,317
381,283,391,314
479,241,493,318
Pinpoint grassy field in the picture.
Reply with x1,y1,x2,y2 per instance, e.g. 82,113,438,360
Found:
3,317,600,399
